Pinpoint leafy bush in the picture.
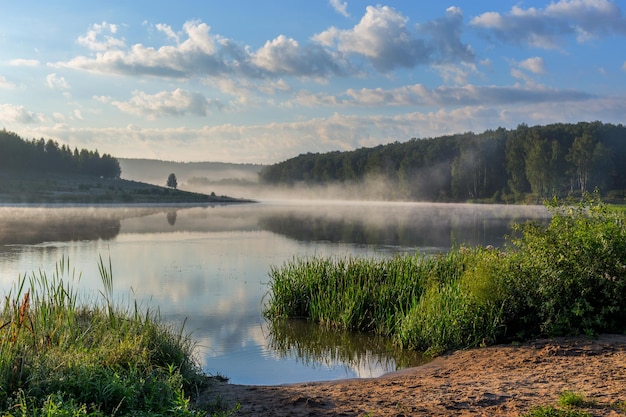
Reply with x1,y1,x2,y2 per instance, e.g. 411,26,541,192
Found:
503,194,626,339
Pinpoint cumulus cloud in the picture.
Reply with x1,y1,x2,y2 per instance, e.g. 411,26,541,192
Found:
58,20,345,80
313,5,473,72
59,7,475,80
77,21,126,51
471,0,626,49
418,7,474,63
110,88,217,119
313,6,429,71
519,57,546,74
251,34,345,78
46,73,70,90
0,104,46,124
329,0,349,17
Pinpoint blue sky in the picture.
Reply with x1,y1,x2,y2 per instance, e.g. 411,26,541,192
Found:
1,1,625,163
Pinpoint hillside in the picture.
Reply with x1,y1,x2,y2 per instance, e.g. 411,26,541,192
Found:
0,171,254,205
259,121,626,203
118,158,263,186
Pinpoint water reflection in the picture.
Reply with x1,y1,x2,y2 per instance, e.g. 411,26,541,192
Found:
0,201,550,385
266,319,428,376
258,202,549,250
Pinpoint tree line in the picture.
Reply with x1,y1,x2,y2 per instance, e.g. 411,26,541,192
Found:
258,121,626,202
0,130,121,178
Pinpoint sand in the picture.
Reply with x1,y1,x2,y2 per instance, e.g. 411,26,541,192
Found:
198,334,626,416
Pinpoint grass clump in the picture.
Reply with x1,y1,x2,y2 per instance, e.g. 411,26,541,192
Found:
523,406,591,417
523,391,596,417
557,391,595,408
0,257,214,416
264,192,626,354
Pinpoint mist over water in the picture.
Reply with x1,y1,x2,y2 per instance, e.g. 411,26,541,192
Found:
0,201,550,385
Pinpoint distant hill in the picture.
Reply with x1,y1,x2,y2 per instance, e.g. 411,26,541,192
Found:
118,158,264,187
258,121,626,203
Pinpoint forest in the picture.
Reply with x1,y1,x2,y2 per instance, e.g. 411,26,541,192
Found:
0,129,120,179
259,121,626,203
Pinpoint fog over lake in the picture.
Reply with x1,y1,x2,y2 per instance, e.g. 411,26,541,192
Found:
0,201,549,385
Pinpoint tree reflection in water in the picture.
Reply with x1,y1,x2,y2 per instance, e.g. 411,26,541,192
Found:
266,318,429,376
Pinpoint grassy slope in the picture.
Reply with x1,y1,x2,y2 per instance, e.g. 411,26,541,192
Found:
0,171,254,204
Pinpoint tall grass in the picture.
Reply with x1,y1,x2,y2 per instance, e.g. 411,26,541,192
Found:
0,257,211,416
264,193,626,355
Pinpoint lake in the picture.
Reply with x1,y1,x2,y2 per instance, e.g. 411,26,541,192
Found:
0,201,550,385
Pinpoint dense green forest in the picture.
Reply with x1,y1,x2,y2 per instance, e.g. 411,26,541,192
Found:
259,121,626,203
0,129,120,178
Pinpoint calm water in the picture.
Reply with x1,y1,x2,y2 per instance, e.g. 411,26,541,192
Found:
0,201,549,385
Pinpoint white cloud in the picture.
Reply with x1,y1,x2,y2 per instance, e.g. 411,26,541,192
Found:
519,57,546,74
155,23,179,43
110,88,217,119
291,83,594,108
622,62,626,71
13,93,626,164
59,7,477,81
0,75,15,89
59,20,344,80
313,5,473,72
0,104,47,124
314,6,428,71
77,21,126,51
329,0,349,17
251,34,343,78
471,0,626,49
46,73,70,90
9,59,40,67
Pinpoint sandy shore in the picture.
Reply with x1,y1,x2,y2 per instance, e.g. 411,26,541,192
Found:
199,334,626,416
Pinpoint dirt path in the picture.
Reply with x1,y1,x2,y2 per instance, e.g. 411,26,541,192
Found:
199,334,626,416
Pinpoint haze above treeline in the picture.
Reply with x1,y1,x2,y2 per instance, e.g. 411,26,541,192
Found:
2,121,626,203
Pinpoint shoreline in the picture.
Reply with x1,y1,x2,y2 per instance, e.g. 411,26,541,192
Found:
199,334,626,416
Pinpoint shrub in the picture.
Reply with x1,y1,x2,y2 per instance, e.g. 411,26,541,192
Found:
503,194,626,339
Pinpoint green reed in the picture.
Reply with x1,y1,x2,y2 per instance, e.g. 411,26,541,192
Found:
0,257,211,416
265,254,433,336
264,248,506,355
265,193,626,356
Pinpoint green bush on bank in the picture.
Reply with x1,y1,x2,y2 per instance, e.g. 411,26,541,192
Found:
0,258,212,417
264,193,626,354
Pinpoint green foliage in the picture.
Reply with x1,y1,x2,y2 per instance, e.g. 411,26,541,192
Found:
0,257,211,416
258,121,626,203
0,129,120,178
558,391,594,408
167,173,178,189
504,193,626,339
523,391,595,417
264,194,626,355
523,406,591,417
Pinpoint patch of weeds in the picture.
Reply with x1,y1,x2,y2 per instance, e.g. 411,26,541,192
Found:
523,405,591,417
558,391,595,408
524,391,597,417
613,400,626,412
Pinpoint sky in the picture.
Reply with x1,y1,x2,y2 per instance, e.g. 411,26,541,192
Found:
1,1,626,164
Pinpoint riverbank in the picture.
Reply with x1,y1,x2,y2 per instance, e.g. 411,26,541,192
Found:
201,334,626,416
0,171,254,204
